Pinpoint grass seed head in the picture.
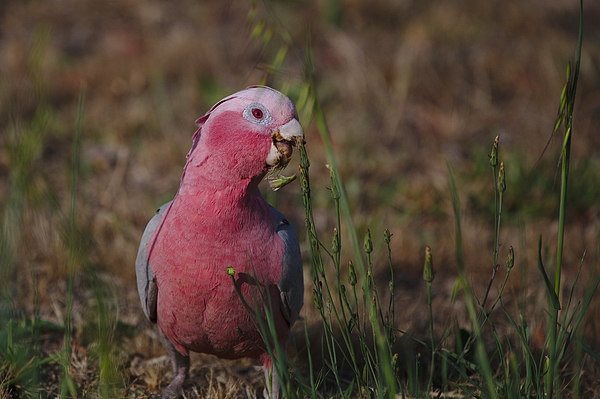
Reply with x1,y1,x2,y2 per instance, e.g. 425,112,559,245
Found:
489,135,499,167
348,261,357,286
364,229,373,254
331,227,340,254
383,229,392,244
506,246,514,271
423,246,434,282
498,162,506,192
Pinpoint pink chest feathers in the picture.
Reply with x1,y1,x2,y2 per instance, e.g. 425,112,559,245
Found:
147,195,287,357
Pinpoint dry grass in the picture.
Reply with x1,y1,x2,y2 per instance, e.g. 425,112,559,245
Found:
1,0,600,397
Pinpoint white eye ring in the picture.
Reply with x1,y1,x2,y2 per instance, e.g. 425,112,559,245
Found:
243,103,273,126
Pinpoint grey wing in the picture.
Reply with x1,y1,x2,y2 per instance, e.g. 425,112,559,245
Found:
270,206,304,326
135,201,172,323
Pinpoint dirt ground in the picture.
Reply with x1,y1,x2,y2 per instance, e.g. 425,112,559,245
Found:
1,0,600,397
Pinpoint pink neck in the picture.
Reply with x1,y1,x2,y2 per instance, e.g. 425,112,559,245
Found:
178,154,266,196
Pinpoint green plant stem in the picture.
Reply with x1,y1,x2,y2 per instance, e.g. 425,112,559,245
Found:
549,2,582,394
426,279,435,394
301,51,398,394
550,128,571,398
491,155,500,271
298,140,361,396
384,230,395,349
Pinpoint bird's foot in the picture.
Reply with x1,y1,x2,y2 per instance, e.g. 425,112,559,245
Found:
160,370,186,399
159,336,190,399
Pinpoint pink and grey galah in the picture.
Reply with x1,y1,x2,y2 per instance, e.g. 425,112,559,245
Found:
135,86,304,399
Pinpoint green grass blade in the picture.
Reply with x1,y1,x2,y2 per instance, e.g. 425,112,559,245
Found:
536,236,560,310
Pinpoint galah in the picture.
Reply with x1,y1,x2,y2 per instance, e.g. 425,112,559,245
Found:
135,86,304,399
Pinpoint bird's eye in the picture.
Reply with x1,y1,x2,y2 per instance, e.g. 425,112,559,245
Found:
243,102,273,126
252,108,263,119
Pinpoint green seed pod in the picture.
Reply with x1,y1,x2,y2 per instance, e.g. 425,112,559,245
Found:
506,246,515,271
300,176,309,193
348,261,357,286
489,135,499,167
331,227,340,253
384,229,392,244
267,173,296,191
226,266,236,276
371,295,378,316
498,162,506,193
423,246,434,282
364,229,373,254
327,164,340,200
347,315,356,333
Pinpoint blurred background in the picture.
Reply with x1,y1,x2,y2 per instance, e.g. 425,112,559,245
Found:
1,0,600,396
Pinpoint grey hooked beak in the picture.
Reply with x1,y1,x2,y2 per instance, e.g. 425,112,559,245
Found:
266,118,304,191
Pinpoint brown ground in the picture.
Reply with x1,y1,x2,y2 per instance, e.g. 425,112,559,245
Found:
1,0,600,397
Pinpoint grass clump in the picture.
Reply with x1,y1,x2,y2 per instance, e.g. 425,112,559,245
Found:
0,319,60,398
249,2,599,397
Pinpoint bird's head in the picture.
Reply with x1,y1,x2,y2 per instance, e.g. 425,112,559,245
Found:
183,86,304,191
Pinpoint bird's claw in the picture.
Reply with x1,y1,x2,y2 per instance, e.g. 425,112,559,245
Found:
161,371,185,399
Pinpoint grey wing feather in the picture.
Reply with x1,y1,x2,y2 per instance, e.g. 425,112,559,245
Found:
136,201,172,323
270,206,304,326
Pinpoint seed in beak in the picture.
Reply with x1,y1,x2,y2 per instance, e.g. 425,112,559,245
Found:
265,119,303,190
271,130,297,166
274,140,293,163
